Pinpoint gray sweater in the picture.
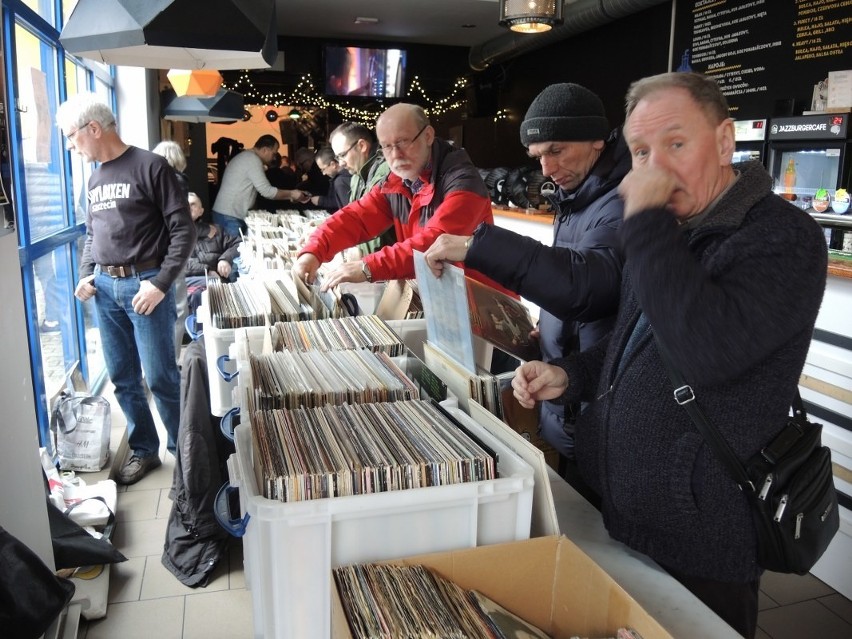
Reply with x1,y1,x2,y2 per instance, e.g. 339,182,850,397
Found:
557,161,827,582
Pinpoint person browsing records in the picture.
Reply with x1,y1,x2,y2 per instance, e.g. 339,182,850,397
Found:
309,146,352,212
329,121,396,256
211,134,309,237
510,72,827,638
424,83,629,496
293,103,511,297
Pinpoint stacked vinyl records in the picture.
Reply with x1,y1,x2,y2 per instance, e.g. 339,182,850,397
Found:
251,400,497,502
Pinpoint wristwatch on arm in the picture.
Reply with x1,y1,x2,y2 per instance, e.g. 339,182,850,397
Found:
360,260,372,282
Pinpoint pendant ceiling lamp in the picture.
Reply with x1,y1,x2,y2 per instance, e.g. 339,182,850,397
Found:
162,88,244,123
60,0,277,70
499,0,564,34
167,69,223,97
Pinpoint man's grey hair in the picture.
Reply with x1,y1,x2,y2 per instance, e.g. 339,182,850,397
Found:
56,92,116,131
625,72,730,125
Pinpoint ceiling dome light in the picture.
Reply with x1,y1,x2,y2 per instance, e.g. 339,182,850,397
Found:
289,108,302,120
499,0,563,34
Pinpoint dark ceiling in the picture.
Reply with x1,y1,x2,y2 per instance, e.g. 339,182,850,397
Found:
274,0,507,48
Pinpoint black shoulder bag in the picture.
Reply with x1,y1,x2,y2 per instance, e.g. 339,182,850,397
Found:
655,336,839,575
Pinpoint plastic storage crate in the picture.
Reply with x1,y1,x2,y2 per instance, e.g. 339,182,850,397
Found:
227,405,534,639
195,297,267,416
197,314,427,417
230,319,428,419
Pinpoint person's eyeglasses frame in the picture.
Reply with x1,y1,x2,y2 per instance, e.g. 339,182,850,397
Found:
334,139,359,161
65,121,93,142
379,124,429,155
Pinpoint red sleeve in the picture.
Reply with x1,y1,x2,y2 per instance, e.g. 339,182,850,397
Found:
298,186,394,262
365,190,493,282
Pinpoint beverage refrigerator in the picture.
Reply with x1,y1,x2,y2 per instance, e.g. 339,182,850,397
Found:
766,113,852,249
733,118,767,165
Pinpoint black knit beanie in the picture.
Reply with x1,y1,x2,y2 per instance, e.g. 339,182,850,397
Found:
520,83,610,146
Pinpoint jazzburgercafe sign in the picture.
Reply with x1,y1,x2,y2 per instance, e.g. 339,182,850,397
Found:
768,114,848,141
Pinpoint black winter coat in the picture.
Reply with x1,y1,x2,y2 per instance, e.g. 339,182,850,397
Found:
558,161,827,582
316,169,352,212
185,221,241,277
162,338,231,586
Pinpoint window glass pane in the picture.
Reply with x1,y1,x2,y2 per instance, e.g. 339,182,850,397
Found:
15,25,65,241
33,246,79,400
76,233,104,381
22,0,55,28
64,57,92,225
62,0,79,27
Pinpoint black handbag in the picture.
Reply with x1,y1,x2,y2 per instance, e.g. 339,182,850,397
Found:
0,524,76,638
656,337,839,575
47,498,127,570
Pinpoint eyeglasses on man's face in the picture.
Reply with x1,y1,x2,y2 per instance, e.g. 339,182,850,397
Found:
317,161,337,175
379,124,428,155
334,139,358,161
65,121,92,142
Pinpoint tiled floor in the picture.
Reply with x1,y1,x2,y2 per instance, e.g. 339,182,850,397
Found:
74,386,254,639
70,386,852,639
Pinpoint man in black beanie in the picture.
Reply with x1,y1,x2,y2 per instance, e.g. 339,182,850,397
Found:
425,83,630,502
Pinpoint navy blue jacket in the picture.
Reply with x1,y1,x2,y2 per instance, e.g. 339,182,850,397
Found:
465,129,630,456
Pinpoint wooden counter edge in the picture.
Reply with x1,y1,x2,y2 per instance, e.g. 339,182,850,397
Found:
491,206,852,279
828,258,852,279
492,206,554,225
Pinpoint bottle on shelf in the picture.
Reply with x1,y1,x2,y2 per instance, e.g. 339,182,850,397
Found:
783,157,796,200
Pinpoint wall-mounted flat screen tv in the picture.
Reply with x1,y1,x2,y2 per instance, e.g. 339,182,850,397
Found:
323,45,407,98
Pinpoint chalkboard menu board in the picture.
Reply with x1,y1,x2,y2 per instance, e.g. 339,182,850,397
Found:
672,0,852,120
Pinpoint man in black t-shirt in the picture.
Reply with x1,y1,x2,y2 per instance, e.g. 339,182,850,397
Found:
57,93,196,485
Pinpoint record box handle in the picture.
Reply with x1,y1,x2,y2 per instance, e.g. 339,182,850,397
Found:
213,481,249,537
185,314,202,341
220,407,239,443
216,354,239,382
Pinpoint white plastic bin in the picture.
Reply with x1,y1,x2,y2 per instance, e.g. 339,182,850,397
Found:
196,297,268,416
228,406,533,639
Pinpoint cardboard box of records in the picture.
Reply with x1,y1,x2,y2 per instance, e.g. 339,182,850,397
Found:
331,534,673,639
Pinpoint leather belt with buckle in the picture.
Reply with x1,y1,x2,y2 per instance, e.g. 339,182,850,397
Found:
99,259,160,278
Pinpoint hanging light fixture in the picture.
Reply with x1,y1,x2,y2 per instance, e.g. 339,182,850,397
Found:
60,0,277,70
499,0,563,34
162,88,244,123
288,108,302,120
167,69,223,97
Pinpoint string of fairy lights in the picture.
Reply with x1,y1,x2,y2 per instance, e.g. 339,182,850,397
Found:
223,73,469,125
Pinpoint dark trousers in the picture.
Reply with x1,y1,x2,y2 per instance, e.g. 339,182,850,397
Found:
662,564,759,638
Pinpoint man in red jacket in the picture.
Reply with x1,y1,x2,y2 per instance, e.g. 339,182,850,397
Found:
292,103,508,295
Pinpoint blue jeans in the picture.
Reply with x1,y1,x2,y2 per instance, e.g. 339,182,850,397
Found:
211,211,246,239
94,267,181,457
